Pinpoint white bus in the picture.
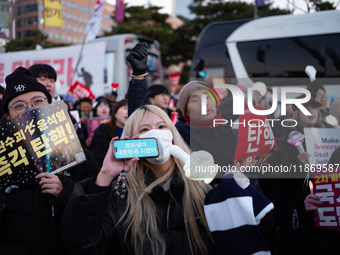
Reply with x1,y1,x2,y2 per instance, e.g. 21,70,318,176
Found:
190,10,340,99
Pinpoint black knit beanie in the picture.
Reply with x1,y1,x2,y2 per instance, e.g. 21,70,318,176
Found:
307,81,326,99
2,67,52,113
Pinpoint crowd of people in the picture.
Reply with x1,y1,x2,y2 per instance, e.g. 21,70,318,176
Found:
0,42,339,255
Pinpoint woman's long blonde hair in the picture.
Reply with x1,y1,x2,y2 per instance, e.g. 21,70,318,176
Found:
121,105,212,255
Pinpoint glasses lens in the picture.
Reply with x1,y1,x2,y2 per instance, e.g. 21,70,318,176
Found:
32,97,46,108
12,102,26,113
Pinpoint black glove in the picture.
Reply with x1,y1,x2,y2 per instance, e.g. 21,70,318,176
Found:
127,42,148,76
266,146,288,166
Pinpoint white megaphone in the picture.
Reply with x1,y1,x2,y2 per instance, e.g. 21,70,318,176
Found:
168,146,249,187
287,131,305,154
168,145,218,184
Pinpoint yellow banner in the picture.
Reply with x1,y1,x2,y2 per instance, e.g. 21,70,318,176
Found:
44,0,63,27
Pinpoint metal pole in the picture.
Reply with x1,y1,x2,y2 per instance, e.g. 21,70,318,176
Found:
70,0,92,86
71,31,88,85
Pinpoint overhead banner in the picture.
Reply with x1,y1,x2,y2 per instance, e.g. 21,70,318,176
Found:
0,101,86,192
115,0,125,23
85,0,104,43
304,128,340,165
0,41,106,97
44,0,63,27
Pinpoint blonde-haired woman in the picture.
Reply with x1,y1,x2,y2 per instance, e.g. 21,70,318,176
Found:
61,105,215,255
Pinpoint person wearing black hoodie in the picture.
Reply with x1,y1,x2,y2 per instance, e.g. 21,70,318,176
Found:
0,67,100,255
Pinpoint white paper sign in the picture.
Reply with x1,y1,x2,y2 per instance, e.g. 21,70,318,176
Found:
304,128,340,165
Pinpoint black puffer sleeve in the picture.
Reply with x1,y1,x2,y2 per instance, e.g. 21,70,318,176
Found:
127,78,150,116
61,177,114,255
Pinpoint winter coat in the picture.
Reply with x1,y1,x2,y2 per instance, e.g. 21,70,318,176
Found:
61,169,216,255
313,146,340,255
90,122,111,167
0,146,100,255
275,109,334,255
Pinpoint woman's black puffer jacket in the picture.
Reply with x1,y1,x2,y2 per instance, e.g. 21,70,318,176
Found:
61,169,216,255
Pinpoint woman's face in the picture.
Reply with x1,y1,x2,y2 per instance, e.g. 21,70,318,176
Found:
115,105,128,127
96,102,110,116
315,88,327,111
299,105,318,127
137,111,170,135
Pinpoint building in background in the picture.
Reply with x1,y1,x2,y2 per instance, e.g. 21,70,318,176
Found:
13,0,115,44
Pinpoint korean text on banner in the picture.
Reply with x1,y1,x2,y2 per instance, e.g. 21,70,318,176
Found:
234,106,278,170
68,81,95,101
85,0,104,43
0,41,106,97
312,168,340,231
0,101,86,192
304,128,340,165
44,0,63,27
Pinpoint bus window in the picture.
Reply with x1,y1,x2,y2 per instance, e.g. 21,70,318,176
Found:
237,35,329,78
193,44,236,78
325,34,340,78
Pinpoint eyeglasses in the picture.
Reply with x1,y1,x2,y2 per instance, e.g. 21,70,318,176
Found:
316,93,327,99
9,97,48,113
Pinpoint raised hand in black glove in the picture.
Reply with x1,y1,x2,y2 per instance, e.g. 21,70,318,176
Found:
127,42,148,76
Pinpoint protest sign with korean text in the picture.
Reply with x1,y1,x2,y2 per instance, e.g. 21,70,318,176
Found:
0,101,86,192
68,81,95,101
234,106,278,169
312,168,340,231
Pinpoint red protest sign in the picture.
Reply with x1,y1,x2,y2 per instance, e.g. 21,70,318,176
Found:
68,81,95,100
234,106,278,169
312,168,340,231
168,73,181,87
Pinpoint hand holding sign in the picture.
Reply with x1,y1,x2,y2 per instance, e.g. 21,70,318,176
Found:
304,194,322,211
36,172,63,197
